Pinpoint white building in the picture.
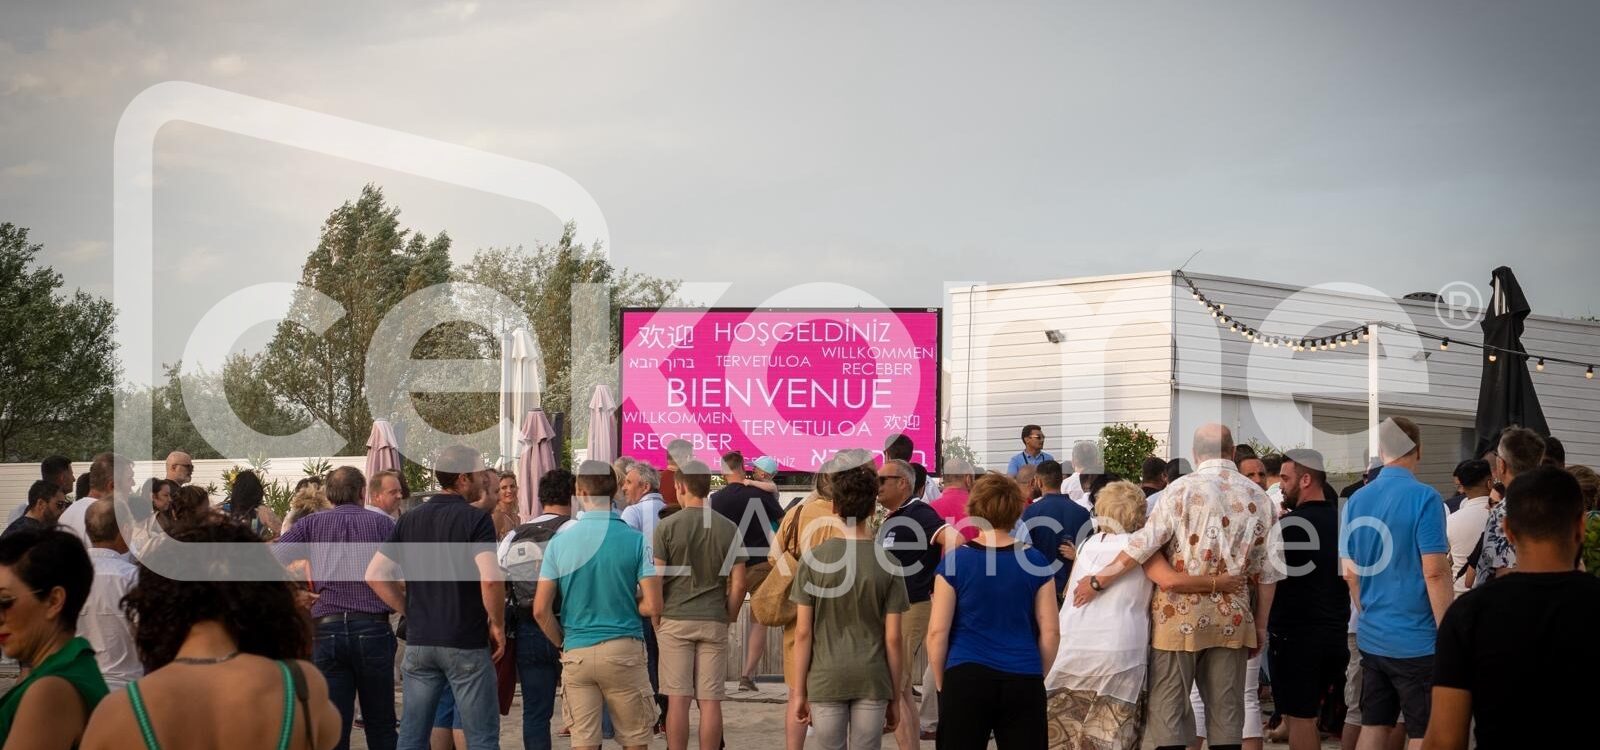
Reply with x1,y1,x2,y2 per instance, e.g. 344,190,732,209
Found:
946,271,1599,492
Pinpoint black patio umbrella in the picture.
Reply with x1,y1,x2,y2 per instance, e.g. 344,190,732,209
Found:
1473,266,1549,455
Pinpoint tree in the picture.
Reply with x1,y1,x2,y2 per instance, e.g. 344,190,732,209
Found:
1098,423,1161,480
260,185,454,455
0,223,120,461
457,222,679,440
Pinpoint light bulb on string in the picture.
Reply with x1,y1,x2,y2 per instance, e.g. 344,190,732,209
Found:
1537,359,1546,372
1488,352,1497,363
1588,366,1595,380
1440,338,1450,351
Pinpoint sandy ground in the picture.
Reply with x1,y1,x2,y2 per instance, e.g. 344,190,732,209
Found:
346,681,1345,750
0,668,1339,749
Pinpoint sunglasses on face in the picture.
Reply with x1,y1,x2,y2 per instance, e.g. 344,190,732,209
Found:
0,589,49,615
877,475,904,485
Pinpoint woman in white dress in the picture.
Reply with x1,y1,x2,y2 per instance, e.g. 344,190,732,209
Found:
1044,481,1243,750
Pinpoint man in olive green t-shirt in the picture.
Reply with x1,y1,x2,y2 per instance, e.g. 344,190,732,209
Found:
654,460,747,750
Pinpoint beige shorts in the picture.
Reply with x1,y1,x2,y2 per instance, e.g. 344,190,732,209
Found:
1344,632,1362,726
898,600,932,693
559,638,658,746
657,618,729,700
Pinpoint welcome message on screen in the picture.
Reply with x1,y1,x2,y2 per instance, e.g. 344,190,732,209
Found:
619,309,941,472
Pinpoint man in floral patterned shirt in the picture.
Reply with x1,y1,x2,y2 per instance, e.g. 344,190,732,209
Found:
1472,426,1546,588
1071,423,1279,750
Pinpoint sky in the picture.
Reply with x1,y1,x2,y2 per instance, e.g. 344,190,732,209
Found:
3,0,1598,385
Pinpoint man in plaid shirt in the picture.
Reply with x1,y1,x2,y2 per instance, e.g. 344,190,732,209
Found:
276,465,398,750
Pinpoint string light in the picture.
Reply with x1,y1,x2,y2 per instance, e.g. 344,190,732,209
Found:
1179,270,1594,381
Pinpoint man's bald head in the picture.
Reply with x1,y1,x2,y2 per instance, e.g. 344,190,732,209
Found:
86,497,124,549
165,450,194,485
1193,424,1235,464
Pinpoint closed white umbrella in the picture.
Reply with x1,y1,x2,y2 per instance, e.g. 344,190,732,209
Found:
499,328,543,470
586,383,619,464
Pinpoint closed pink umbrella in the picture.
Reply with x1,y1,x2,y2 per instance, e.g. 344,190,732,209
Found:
586,383,619,465
366,419,402,482
517,409,557,521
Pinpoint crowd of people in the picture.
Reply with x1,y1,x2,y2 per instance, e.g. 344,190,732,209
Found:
0,417,1595,750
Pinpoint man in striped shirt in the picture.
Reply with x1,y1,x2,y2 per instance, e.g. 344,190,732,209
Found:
275,465,398,750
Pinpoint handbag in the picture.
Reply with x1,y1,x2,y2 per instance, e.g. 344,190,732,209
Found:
751,508,802,627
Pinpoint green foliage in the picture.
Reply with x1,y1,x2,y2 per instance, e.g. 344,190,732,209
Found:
260,184,457,456
402,459,436,496
1583,514,1600,578
301,457,333,478
1243,437,1300,459
457,223,679,441
263,479,295,519
0,223,120,461
117,355,312,461
1098,423,1160,480
941,435,979,469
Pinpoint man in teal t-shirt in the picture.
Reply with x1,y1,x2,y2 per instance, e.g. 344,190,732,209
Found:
535,460,662,750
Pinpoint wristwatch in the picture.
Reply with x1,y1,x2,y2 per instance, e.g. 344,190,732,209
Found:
1089,576,1104,592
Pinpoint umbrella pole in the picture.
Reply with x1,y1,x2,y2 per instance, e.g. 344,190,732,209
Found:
1368,323,1380,461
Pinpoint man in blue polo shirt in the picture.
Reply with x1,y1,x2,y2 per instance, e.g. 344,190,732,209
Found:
535,460,663,750
1019,460,1092,602
1340,417,1452,750
1006,424,1054,477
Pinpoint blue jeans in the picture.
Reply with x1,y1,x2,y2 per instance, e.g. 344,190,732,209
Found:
398,644,499,750
642,617,666,722
313,617,397,750
513,617,561,750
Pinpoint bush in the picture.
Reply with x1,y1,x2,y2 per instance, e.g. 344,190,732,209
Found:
1099,423,1160,480
941,435,980,471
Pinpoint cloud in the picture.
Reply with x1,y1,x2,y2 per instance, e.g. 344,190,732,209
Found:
436,2,480,21
2,160,48,177
61,240,107,263
140,50,168,75
209,54,246,76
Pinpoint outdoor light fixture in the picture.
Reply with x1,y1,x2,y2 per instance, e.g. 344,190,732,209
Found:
1044,329,1065,344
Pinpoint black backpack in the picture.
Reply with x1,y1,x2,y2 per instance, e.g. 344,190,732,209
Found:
499,514,571,616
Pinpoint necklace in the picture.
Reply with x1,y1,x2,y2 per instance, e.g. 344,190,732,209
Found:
172,650,240,665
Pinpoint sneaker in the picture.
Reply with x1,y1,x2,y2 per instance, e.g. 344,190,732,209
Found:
920,729,938,741
738,677,759,693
